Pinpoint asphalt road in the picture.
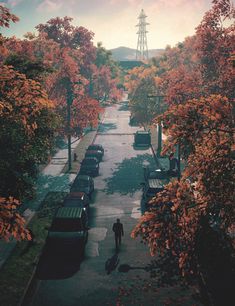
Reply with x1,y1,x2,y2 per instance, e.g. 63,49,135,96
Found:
28,102,201,306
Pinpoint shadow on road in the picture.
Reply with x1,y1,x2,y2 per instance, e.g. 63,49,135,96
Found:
104,153,156,195
36,245,83,280
98,123,117,133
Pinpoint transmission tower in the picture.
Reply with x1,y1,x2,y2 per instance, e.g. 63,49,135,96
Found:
136,9,149,60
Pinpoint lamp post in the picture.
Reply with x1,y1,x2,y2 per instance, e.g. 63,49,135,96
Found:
147,94,165,157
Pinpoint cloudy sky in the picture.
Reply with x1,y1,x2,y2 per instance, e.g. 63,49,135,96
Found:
1,0,213,50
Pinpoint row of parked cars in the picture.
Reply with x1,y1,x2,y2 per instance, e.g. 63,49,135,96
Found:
45,144,104,257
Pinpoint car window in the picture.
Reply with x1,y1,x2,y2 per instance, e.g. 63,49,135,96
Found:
51,218,83,232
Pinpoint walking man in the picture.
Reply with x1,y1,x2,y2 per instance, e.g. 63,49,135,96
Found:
112,219,124,250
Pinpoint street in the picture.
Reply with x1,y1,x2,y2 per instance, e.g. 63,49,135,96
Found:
28,102,200,306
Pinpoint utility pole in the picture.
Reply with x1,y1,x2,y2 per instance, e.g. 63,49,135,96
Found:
147,94,165,157
136,9,149,61
66,81,73,171
177,142,181,180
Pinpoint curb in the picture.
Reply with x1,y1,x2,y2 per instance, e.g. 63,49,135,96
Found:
18,258,39,306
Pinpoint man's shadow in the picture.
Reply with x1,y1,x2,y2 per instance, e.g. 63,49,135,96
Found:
105,252,120,275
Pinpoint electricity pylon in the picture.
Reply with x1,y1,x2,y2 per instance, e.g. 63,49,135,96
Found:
136,9,149,60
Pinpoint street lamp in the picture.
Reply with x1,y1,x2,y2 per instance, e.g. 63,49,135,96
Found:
147,94,165,157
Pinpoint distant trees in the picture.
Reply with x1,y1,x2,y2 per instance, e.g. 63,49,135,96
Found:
131,0,235,283
124,66,159,125
92,42,122,103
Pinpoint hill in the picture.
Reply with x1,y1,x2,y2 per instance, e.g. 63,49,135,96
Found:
109,46,164,61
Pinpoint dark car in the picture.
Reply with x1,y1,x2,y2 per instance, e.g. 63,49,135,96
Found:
134,130,151,147
143,167,169,181
46,207,89,256
87,144,104,156
85,149,103,162
70,174,94,197
79,157,99,177
141,178,165,213
63,192,90,212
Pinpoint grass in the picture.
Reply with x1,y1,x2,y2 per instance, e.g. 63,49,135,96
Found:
0,191,67,306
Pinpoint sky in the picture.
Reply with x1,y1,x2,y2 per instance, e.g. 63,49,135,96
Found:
0,0,213,50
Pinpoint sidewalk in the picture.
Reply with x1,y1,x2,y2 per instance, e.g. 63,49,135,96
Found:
0,130,98,269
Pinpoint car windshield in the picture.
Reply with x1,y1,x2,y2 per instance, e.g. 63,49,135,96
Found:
82,159,96,165
50,218,83,232
76,179,89,187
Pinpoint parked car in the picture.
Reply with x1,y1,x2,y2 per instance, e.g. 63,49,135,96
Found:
134,130,151,147
85,149,103,162
143,166,169,181
141,178,166,212
63,192,90,213
79,157,99,176
70,174,94,197
46,207,89,256
87,144,104,156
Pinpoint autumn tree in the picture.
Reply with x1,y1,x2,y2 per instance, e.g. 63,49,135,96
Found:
132,0,235,295
35,17,102,135
124,66,161,124
91,42,122,103
0,4,18,60
0,65,58,200
130,76,158,125
0,5,30,240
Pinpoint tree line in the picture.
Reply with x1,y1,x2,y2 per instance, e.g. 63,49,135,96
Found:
0,6,122,240
126,0,234,284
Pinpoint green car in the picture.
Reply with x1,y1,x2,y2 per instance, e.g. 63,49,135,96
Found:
46,207,89,256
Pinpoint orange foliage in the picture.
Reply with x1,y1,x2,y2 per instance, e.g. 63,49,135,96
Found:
0,197,30,241
132,0,235,279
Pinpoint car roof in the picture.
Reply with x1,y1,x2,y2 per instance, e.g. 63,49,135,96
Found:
82,157,98,161
147,179,164,189
55,207,83,219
